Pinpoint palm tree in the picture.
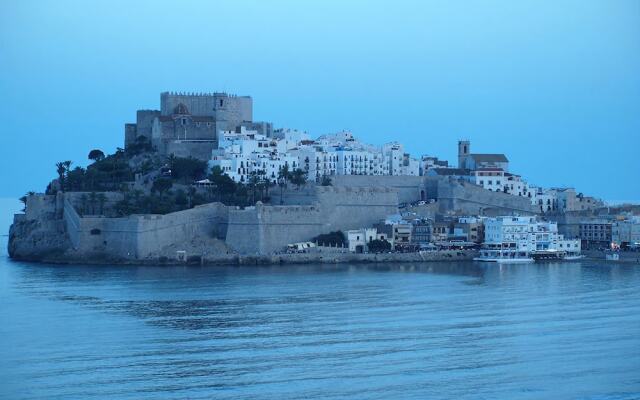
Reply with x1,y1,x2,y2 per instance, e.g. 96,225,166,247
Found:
277,164,290,205
248,171,260,204
54,160,72,191
290,168,307,189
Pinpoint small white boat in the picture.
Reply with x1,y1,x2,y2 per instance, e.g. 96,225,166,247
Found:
605,252,620,261
563,254,585,261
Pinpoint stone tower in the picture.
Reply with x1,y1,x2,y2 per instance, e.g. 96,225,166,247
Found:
458,140,470,168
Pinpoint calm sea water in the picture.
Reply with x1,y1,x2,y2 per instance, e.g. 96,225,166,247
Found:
1,232,639,399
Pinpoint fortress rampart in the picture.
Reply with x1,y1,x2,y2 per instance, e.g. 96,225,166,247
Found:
11,175,540,262
428,177,537,215
62,198,229,260
226,186,399,254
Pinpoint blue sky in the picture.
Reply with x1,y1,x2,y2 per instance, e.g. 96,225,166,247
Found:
1,0,638,202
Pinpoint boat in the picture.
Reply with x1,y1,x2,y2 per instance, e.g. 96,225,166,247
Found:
605,252,620,261
474,248,534,263
531,249,564,261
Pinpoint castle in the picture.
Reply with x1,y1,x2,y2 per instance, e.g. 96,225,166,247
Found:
124,92,272,160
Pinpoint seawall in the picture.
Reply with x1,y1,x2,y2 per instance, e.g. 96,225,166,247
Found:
22,249,477,266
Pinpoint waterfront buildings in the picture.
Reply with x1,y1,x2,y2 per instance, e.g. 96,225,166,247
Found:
478,216,581,262
612,216,640,248
579,220,613,248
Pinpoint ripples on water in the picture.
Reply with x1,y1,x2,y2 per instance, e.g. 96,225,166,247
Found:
1,246,639,399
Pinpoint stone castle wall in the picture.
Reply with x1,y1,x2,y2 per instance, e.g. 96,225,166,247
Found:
225,186,399,254
164,141,217,161
226,205,326,254
330,175,426,204
13,174,544,262
161,92,217,117
435,177,537,215
63,199,229,260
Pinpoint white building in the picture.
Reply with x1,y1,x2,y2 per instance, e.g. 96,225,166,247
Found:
612,216,640,247
210,127,299,183
211,129,420,183
529,186,558,213
504,173,530,197
472,168,506,192
481,216,577,259
347,228,378,253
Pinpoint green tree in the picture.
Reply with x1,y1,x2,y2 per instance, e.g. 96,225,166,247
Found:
368,239,391,253
321,175,332,186
313,231,346,247
19,191,36,212
248,171,260,204
152,177,173,198
170,156,207,183
88,149,105,162
66,166,86,191
208,166,237,202
277,164,290,205
290,168,307,189
55,160,72,191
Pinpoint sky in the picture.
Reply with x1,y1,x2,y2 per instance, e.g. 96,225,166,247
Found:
1,0,639,202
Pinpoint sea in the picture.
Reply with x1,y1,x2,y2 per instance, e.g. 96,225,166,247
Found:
1,199,639,399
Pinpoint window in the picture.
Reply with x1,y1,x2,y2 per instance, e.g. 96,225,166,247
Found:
181,118,186,125
219,99,224,107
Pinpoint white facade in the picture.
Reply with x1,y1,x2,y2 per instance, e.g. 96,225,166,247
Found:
210,127,299,183
529,186,558,213
347,228,378,253
504,173,530,197
483,216,570,254
558,237,581,255
612,217,640,246
211,129,420,183
473,168,506,192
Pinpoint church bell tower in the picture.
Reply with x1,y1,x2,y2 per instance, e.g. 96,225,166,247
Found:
458,140,470,169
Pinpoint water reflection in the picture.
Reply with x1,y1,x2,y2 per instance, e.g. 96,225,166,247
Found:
2,258,640,399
